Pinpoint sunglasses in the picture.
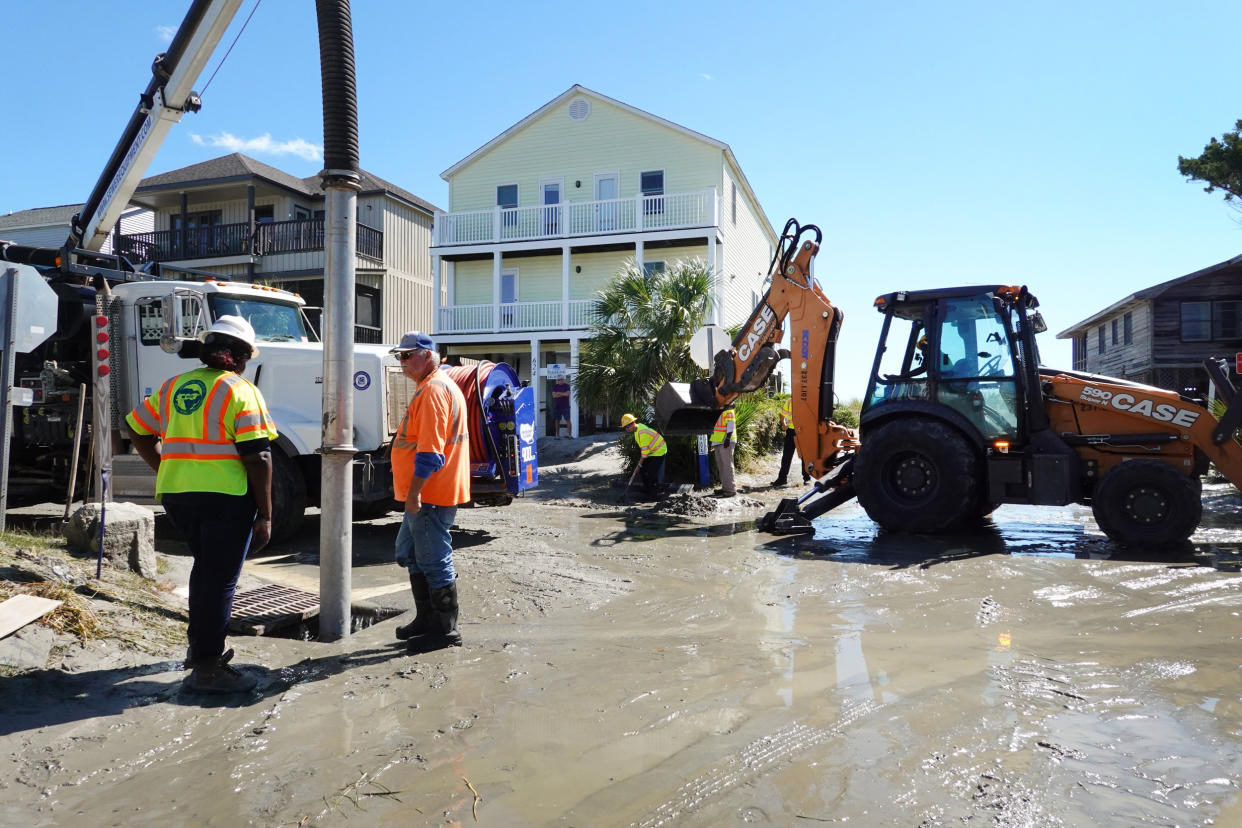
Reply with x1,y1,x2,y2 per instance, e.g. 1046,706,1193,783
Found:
396,349,427,362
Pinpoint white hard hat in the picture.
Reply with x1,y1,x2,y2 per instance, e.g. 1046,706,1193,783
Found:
200,315,259,357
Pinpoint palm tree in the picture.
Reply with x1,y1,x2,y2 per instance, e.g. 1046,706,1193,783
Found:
576,258,715,417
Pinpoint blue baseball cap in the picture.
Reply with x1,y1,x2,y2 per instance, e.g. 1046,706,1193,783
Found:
389,330,435,354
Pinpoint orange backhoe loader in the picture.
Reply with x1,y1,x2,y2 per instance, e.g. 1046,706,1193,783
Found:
655,219,860,505
656,218,1242,546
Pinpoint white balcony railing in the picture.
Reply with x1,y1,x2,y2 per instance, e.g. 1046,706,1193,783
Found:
433,188,718,246
437,299,599,334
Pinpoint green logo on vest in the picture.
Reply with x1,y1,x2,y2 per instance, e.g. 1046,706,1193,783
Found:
173,379,208,415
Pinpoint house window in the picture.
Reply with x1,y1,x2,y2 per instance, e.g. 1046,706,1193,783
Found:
496,184,518,209
254,205,274,223
1123,312,1133,345
1073,334,1087,370
641,170,664,215
1214,300,1241,339
356,285,381,329
1181,301,1212,342
1098,326,1105,354
171,210,223,257
643,260,665,277
294,205,312,220
497,184,518,231
1111,318,1118,345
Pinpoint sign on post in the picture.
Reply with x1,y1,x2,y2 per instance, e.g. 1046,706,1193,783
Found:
1235,352,1241,375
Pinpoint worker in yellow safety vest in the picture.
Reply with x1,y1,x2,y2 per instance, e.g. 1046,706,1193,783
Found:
773,396,810,487
621,413,667,498
126,315,278,695
709,406,737,497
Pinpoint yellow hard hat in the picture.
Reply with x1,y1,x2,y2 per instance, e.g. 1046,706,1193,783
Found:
917,335,928,348
620,413,637,427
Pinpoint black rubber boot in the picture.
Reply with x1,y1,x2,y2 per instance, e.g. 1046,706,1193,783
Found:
395,572,437,641
408,581,462,651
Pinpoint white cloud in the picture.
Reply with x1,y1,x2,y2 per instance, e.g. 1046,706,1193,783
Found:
191,132,323,162
700,73,713,81
155,25,176,43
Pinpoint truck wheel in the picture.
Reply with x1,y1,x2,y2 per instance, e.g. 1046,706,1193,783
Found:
353,500,394,520
270,450,307,543
854,419,980,533
1091,460,1201,546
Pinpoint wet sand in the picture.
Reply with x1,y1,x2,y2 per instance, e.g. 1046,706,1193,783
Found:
2,446,1241,826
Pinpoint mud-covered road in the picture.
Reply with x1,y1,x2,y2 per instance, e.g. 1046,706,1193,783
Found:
3,443,1242,826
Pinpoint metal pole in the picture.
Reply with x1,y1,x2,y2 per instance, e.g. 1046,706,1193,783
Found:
318,179,359,641
316,0,360,643
0,269,18,533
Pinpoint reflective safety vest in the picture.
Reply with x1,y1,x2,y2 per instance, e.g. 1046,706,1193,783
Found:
780,397,794,430
634,424,667,457
391,369,471,506
125,366,277,497
710,408,736,445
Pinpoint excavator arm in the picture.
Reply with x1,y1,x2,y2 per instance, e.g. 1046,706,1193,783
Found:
655,218,859,495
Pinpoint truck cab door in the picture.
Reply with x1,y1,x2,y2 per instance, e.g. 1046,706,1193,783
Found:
133,292,207,399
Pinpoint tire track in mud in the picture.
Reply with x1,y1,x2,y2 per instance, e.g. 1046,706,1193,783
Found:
630,698,882,828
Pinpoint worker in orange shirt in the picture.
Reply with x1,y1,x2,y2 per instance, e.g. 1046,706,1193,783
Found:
389,331,471,651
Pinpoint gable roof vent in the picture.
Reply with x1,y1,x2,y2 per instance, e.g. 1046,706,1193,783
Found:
568,97,591,122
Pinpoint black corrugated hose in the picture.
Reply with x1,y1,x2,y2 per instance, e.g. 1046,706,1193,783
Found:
315,0,359,176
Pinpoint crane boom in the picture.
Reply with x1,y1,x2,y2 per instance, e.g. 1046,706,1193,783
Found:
656,219,859,480
72,0,244,252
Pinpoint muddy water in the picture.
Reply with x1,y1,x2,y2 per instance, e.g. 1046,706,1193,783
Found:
5,490,1242,826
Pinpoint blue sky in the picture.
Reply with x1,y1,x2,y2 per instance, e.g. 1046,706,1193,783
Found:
4,0,1241,399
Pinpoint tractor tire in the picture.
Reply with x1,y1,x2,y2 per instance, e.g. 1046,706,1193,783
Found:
854,418,980,534
270,450,307,543
1091,460,1201,547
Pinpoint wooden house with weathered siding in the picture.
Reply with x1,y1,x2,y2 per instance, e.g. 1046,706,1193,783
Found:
1056,254,1242,394
113,153,440,343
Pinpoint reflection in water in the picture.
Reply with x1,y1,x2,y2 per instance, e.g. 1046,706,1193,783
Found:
754,500,1242,572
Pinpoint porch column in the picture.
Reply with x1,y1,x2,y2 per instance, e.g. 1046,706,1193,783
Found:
178,192,187,258
635,240,644,272
561,245,570,328
569,335,580,438
432,254,442,335
530,337,543,437
493,251,502,332
246,185,256,280
708,235,721,326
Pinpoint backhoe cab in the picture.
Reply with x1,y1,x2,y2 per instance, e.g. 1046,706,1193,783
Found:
848,284,1242,546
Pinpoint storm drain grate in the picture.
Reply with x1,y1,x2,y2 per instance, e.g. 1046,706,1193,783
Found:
229,584,320,636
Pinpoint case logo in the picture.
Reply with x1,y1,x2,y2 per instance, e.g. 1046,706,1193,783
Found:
738,305,776,361
1078,385,1201,428
353,370,371,391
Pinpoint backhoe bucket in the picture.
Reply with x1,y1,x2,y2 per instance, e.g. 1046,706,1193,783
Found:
655,382,722,435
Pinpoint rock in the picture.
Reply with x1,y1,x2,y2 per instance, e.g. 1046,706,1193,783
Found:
64,502,157,578
0,624,57,669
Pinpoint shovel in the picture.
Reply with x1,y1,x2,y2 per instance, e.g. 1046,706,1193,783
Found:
623,459,643,495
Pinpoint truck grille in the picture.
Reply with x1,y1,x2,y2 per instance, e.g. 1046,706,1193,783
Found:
385,365,415,436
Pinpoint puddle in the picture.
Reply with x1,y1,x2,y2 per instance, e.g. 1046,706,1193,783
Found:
5,490,1242,827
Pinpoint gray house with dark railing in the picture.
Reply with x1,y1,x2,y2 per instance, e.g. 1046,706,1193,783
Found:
115,153,439,343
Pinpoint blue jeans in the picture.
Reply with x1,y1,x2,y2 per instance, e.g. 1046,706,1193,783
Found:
395,504,458,589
